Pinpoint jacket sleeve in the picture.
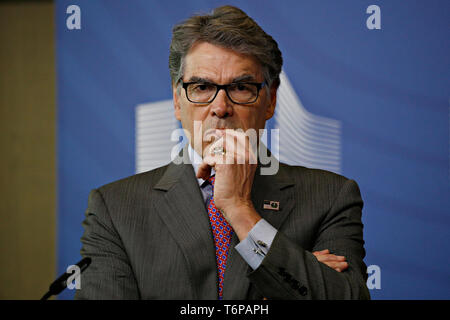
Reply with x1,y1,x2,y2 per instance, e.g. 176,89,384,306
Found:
247,179,370,300
74,189,140,299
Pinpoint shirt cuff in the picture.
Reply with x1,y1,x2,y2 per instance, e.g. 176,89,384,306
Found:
234,219,278,270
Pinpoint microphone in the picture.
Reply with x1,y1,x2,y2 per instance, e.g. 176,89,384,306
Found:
41,257,91,300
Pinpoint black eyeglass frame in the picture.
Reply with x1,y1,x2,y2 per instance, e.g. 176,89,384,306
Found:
180,80,266,105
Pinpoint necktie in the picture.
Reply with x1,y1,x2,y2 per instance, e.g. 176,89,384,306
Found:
207,176,233,299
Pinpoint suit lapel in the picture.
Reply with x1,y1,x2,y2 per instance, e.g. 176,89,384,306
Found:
153,149,218,299
223,157,296,299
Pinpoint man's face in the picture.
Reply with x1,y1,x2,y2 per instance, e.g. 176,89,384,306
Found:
173,42,278,157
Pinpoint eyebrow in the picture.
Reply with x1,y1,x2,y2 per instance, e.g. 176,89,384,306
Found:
186,76,214,83
232,74,257,83
186,74,258,84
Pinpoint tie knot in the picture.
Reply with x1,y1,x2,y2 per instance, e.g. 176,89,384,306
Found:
208,175,215,186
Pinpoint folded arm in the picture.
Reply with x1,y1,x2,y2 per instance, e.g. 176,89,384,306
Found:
246,179,370,300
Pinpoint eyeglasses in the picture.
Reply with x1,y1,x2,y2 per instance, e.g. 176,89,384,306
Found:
180,80,266,105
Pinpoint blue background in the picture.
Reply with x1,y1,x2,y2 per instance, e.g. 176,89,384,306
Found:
55,0,450,299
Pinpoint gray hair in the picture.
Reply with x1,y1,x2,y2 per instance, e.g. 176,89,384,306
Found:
169,5,283,90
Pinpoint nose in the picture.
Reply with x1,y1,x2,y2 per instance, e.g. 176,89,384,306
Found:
210,88,233,118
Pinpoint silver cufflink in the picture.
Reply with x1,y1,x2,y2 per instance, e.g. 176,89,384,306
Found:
253,248,262,254
257,240,267,247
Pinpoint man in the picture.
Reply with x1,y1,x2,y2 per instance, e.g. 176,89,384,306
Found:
75,5,370,300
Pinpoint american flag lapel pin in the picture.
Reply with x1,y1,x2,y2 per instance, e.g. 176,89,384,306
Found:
263,200,280,211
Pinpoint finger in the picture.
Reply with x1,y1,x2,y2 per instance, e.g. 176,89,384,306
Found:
315,254,329,262
196,155,216,180
315,254,346,262
210,131,244,165
321,261,349,272
334,255,346,261
221,129,257,164
205,136,228,165
196,164,211,180
202,129,221,154
335,261,349,272
327,254,346,261
206,135,225,155
312,249,328,256
329,262,348,272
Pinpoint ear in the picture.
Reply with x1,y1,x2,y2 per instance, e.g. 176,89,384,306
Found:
265,84,278,120
173,84,181,121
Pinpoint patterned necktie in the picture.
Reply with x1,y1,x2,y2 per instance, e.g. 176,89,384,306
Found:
207,175,233,299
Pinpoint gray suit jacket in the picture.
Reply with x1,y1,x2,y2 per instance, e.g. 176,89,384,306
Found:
74,151,370,300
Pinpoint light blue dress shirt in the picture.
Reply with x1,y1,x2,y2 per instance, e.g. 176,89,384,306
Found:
188,144,278,270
